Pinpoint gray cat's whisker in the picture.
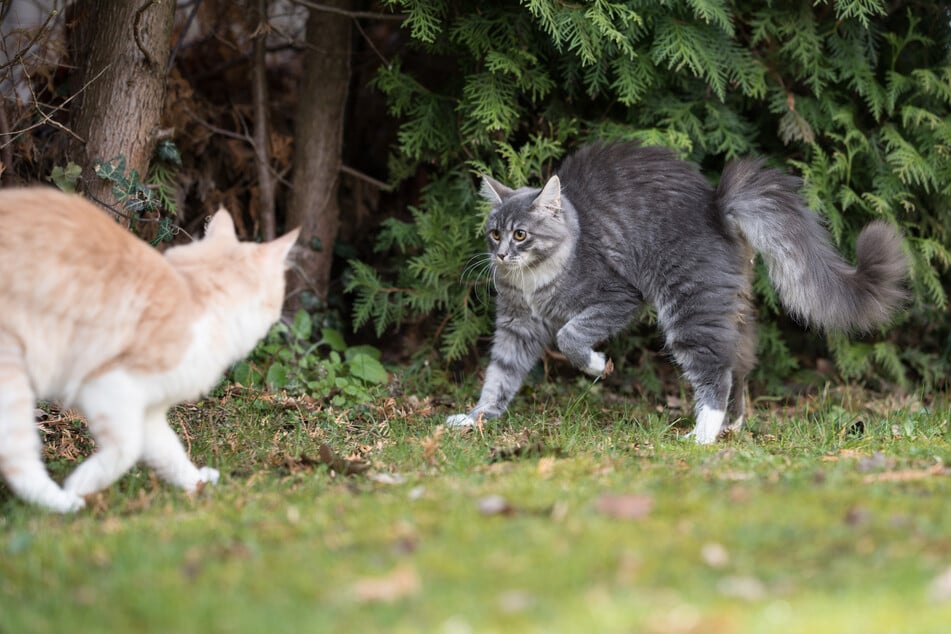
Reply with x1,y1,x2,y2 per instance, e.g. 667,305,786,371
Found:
461,254,494,281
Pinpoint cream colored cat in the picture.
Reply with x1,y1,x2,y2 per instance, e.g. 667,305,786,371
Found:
0,187,299,512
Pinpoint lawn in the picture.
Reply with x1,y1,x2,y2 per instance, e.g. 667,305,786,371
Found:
2,377,950,633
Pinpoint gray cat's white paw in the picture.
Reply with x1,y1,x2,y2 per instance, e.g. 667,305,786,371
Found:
688,407,726,445
197,466,220,485
582,351,609,377
446,413,477,427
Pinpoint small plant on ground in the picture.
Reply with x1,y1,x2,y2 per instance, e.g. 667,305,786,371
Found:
231,309,390,407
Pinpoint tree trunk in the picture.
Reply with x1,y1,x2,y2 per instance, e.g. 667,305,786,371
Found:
286,1,352,307
69,0,175,216
250,0,276,241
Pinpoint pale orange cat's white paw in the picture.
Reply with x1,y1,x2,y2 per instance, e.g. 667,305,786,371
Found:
197,466,220,486
45,490,86,514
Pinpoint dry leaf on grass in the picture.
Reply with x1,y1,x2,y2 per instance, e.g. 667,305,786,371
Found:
489,440,558,463
489,429,562,463
820,448,868,462
862,465,950,483
416,425,446,466
352,564,421,603
595,494,653,520
269,444,370,476
317,444,371,475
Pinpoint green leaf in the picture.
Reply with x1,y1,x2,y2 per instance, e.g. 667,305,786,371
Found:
266,363,289,391
344,345,383,362
94,156,128,184
231,361,263,387
347,353,389,385
319,328,347,352
154,139,182,166
291,310,313,341
48,162,82,193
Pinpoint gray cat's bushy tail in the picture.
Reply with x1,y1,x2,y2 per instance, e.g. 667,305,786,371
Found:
716,159,908,332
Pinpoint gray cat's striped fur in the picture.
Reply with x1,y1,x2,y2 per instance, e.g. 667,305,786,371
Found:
447,142,908,443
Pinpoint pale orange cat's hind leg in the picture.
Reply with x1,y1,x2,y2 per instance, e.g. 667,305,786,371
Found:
0,351,85,512
63,372,145,498
141,406,219,492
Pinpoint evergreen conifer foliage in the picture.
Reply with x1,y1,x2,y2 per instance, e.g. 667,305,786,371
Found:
351,1,951,390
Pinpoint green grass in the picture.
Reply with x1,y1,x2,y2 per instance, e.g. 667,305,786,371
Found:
2,381,951,633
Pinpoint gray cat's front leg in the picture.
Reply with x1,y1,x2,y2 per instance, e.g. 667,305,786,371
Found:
556,301,638,376
445,363,519,426
446,314,549,427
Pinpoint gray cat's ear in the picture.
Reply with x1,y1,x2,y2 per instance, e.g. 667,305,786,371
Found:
480,175,514,205
533,175,561,215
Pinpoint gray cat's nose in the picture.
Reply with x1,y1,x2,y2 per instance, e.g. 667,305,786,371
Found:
497,253,507,261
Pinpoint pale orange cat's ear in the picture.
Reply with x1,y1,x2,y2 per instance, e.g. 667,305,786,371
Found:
270,227,301,269
205,208,237,242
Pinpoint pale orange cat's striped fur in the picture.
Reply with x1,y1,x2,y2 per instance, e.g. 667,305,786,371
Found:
0,188,299,512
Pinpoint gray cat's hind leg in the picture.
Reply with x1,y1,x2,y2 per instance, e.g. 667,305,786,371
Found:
661,306,739,444
724,295,758,435
685,371,733,444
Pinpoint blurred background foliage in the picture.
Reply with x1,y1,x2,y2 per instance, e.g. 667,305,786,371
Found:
348,0,951,398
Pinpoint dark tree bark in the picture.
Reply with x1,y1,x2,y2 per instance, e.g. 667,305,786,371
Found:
69,0,175,216
286,0,352,306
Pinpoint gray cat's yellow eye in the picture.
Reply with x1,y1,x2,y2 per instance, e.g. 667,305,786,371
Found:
489,229,501,241
512,229,527,241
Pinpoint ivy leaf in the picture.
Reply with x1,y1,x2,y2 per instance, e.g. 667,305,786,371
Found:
49,162,83,193
154,139,182,166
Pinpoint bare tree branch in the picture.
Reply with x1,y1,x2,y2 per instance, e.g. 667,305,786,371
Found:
289,0,405,21
0,9,59,73
167,0,203,73
0,63,113,150
0,102,12,182
340,164,393,192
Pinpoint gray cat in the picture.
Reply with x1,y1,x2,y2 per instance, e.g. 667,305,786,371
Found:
446,142,908,443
